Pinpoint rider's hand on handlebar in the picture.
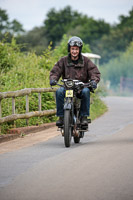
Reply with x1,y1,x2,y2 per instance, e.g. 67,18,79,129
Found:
90,80,97,89
50,80,57,86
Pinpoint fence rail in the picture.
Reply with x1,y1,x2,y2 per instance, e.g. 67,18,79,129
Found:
0,88,57,99
0,88,57,126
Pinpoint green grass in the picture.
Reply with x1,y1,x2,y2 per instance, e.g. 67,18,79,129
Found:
90,96,108,120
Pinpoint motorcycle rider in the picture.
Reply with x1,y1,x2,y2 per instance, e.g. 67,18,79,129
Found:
50,36,100,126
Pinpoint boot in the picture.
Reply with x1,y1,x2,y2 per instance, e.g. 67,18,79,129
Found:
81,116,88,126
56,117,64,126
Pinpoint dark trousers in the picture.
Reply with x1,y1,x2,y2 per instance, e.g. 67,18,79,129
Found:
56,87,90,117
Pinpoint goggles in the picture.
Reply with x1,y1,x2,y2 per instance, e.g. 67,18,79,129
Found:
69,41,82,47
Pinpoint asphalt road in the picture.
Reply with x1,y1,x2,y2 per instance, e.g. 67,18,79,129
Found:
0,96,133,200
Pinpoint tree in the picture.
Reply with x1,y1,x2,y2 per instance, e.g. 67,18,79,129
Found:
79,18,110,45
94,7,133,64
16,26,48,54
0,7,25,38
0,8,9,32
44,6,111,51
10,19,24,34
13,5,133,65
117,7,133,29
44,6,82,46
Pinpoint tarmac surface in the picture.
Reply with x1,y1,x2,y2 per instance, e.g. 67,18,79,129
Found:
0,96,133,200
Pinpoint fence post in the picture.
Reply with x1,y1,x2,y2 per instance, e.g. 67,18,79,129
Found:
0,100,1,133
12,97,16,127
12,97,15,114
26,95,29,126
38,93,41,111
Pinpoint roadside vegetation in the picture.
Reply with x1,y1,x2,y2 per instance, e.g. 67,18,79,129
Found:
0,35,107,134
0,6,133,64
100,41,133,95
1,6,133,95
1,5,132,133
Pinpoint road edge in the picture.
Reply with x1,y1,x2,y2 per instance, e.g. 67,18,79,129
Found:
0,122,56,143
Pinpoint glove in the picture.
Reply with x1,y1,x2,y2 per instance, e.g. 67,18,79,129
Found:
90,80,97,89
50,79,57,86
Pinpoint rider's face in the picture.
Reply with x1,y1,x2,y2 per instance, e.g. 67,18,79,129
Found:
70,46,80,60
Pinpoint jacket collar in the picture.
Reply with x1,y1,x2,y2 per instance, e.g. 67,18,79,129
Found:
67,53,84,67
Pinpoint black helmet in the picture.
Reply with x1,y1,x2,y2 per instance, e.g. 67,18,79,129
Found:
68,36,83,53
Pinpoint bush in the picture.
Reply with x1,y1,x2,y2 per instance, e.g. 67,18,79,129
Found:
0,36,107,134
0,37,21,73
0,38,56,133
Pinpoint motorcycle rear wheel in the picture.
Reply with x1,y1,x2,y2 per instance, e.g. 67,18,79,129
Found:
64,110,72,147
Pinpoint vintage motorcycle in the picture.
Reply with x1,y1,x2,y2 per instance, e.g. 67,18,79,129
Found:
55,79,93,148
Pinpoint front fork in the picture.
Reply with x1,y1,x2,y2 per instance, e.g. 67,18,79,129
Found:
64,97,82,137
58,97,81,137
64,97,74,134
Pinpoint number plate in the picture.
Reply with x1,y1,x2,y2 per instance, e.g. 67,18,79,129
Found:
65,90,73,97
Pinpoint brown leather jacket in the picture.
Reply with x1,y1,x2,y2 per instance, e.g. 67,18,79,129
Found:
50,54,100,83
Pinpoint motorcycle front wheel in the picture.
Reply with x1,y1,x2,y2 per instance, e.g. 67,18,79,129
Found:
64,110,72,147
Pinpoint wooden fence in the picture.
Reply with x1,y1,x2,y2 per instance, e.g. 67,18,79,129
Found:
0,88,57,132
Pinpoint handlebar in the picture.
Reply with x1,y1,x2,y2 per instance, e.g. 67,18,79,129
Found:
51,79,94,93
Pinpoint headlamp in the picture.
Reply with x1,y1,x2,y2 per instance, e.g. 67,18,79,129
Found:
65,80,74,88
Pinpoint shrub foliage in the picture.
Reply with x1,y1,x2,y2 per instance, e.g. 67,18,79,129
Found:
0,35,106,133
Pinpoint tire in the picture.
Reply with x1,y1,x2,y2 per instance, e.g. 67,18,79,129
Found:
74,136,80,143
64,110,72,147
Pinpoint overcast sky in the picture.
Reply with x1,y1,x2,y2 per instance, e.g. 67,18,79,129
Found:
0,0,133,31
